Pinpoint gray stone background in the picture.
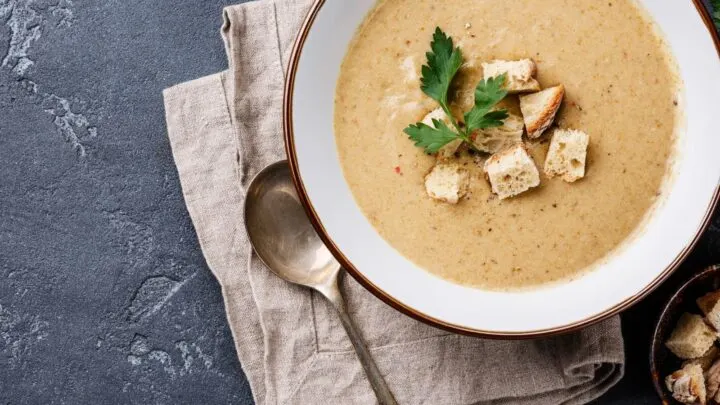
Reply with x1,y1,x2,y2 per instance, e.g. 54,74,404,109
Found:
0,0,717,403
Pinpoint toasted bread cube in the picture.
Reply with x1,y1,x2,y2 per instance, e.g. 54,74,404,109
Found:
472,114,525,154
544,129,589,182
483,144,540,200
437,139,463,160
706,358,720,403
698,292,720,332
666,363,707,405
697,292,720,314
519,85,565,139
482,59,541,94
683,346,719,371
421,107,449,127
421,108,462,159
424,163,470,204
666,313,717,360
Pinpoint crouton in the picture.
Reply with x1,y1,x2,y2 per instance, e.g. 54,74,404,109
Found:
481,59,541,94
698,292,720,314
483,144,540,200
421,108,462,159
519,85,565,139
544,129,589,182
666,313,717,359
706,358,720,403
698,291,720,332
666,363,707,405
683,346,719,371
421,107,449,127
424,163,470,204
472,114,525,154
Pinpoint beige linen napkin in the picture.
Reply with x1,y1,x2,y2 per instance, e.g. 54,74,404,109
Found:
162,1,625,404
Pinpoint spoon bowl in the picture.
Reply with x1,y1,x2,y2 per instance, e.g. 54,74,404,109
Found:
243,160,398,405
245,161,338,287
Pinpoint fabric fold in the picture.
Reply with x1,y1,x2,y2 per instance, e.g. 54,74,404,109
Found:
163,1,626,404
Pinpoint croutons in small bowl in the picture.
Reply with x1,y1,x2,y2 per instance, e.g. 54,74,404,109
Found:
652,265,720,404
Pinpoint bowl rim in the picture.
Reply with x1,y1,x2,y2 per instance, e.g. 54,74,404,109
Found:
650,264,720,402
283,0,720,339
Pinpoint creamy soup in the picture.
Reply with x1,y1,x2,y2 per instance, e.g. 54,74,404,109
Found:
334,0,681,290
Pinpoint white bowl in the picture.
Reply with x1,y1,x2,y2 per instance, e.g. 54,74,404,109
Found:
284,0,720,337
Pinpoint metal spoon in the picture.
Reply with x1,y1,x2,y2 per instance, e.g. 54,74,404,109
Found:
244,160,398,405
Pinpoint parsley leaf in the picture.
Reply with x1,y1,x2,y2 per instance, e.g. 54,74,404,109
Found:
468,109,510,131
404,119,460,154
712,0,720,31
403,27,508,154
463,74,509,133
420,27,463,107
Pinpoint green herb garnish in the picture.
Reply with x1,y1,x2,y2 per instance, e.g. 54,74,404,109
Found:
419,28,464,117
712,0,720,31
404,119,460,153
404,27,508,154
464,75,510,134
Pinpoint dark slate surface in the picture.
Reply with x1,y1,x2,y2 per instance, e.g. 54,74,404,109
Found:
0,0,717,404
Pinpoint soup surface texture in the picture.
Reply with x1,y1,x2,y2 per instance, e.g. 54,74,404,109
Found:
334,0,681,290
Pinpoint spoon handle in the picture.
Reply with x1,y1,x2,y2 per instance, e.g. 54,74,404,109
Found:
320,278,399,405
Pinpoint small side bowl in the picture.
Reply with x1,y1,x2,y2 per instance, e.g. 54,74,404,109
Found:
651,265,720,403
